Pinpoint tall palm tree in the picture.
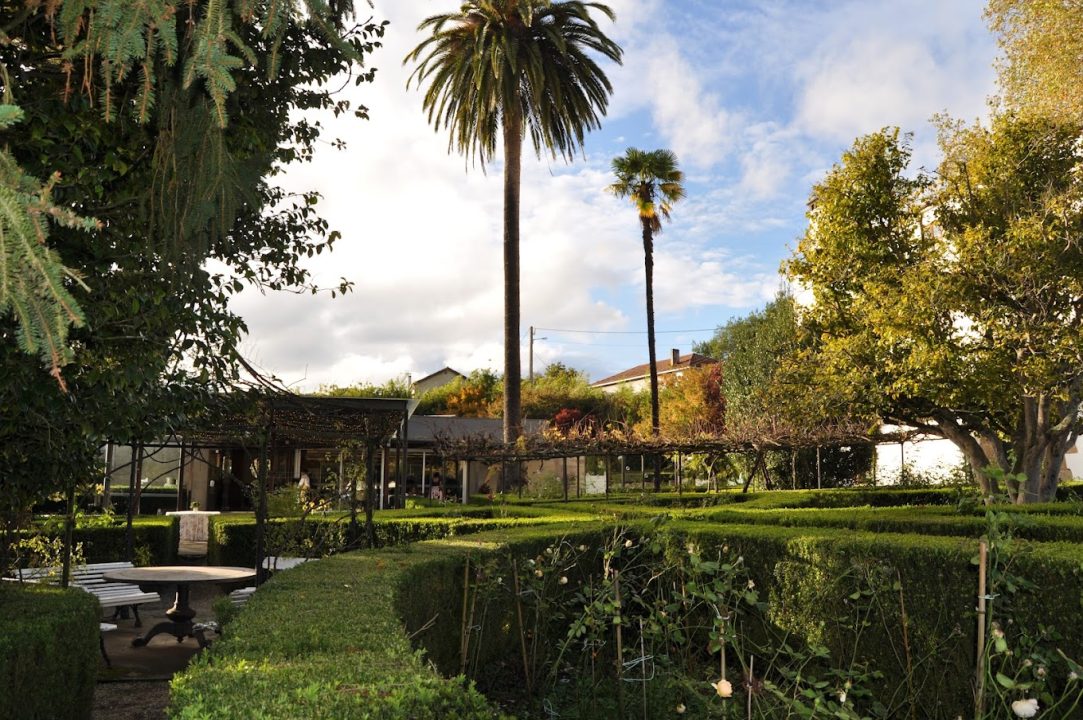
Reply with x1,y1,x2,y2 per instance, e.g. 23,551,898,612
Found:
406,1,622,450
609,148,685,490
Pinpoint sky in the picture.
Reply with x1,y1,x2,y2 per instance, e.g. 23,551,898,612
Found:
232,0,998,391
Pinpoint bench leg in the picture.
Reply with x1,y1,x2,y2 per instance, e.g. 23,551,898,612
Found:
131,604,142,628
100,633,112,669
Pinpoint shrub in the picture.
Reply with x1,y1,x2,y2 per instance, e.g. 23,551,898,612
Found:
0,583,98,720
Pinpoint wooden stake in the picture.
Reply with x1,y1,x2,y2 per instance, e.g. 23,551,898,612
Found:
512,559,533,695
460,557,470,674
975,539,988,719
615,569,625,719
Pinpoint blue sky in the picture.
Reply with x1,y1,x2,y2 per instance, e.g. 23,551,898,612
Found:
234,0,997,390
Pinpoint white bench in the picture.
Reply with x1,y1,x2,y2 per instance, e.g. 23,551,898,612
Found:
16,561,160,627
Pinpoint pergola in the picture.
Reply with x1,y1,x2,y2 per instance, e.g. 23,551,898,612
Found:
124,392,417,580
431,423,917,498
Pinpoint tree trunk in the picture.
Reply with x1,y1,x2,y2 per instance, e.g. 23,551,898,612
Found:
502,106,523,447
642,218,661,491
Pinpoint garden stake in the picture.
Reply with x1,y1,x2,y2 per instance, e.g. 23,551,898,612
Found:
896,570,916,720
464,564,481,677
460,556,470,674
747,655,754,720
975,538,988,719
640,618,648,720
615,569,625,719
512,559,533,696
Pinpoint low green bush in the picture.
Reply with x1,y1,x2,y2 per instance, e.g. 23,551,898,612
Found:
0,582,99,720
693,505,1083,543
205,511,592,566
14,515,178,566
170,545,521,719
174,517,1083,719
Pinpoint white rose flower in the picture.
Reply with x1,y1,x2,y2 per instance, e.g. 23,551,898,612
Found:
675,703,686,714
711,678,733,698
1011,698,1039,718
559,576,568,585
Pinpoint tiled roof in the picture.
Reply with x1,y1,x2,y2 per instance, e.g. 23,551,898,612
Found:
591,353,718,388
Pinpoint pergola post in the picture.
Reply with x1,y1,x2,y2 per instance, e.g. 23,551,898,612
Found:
562,457,568,502
254,426,271,586
176,442,187,511
124,443,141,563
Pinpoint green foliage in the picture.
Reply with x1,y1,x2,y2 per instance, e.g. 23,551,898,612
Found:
987,0,1083,125
168,501,1083,719
0,102,96,377
9,516,178,566
0,3,385,543
415,369,502,416
170,548,511,719
0,582,98,720
406,1,623,167
317,375,414,399
786,118,1083,502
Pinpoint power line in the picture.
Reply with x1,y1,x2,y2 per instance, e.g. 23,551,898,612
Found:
534,326,716,335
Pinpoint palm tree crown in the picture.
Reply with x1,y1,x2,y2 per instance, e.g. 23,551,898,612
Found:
405,1,623,166
609,148,686,230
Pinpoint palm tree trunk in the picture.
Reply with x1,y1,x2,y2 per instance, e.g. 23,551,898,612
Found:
642,218,662,491
503,103,523,490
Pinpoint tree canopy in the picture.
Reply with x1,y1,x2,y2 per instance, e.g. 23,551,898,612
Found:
1,0,382,379
0,2,386,531
787,118,1083,502
987,0,1083,124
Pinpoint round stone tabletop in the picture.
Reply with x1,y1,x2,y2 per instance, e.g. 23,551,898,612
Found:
103,566,255,586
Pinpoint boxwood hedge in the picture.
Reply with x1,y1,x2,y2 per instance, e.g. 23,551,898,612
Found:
0,582,99,720
171,516,1083,720
205,510,590,567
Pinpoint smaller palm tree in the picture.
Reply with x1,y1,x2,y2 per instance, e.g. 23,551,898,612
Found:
609,148,685,490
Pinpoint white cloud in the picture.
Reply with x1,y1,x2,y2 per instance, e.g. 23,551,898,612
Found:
228,0,999,390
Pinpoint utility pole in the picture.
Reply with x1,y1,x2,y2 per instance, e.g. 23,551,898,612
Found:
528,326,546,381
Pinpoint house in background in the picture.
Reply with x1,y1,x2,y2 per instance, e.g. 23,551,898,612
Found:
411,367,464,395
591,349,719,394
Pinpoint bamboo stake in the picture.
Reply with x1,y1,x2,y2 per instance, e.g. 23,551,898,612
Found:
975,539,988,719
615,569,625,719
640,618,648,720
460,557,470,674
747,655,754,720
512,559,533,696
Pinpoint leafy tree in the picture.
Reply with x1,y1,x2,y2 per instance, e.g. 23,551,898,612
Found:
787,119,1083,502
405,1,622,447
696,294,800,424
657,364,725,437
987,0,1083,124
416,369,502,417
0,2,385,556
318,376,414,399
521,362,610,420
696,295,873,487
0,1,380,379
609,147,685,489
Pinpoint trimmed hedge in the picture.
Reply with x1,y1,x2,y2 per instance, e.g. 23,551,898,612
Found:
205,510,590,567
170,544,522,719
691,505,1083,543
72,516,178,564
15,516,179,566
670,521,1083,717
172,517,1083,720
0,582,99,720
